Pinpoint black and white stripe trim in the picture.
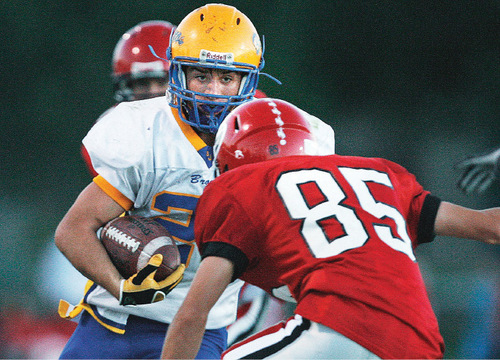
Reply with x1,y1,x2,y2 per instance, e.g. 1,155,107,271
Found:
224,315,311,359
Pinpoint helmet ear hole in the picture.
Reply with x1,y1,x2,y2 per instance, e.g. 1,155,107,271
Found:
234,115,241,131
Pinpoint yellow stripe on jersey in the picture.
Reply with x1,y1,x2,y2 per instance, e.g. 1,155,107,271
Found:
171,106,208,151
93,175,134,210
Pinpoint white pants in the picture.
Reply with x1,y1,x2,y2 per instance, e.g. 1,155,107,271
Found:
223,315,381,360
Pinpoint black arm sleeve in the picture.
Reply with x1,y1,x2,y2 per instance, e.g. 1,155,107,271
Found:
417,194,442,244
201,242,249,282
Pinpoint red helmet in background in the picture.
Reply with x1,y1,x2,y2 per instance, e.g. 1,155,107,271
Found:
214,98,318,175
112,20,175,101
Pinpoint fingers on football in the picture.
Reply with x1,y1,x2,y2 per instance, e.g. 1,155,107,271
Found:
132,254,164,285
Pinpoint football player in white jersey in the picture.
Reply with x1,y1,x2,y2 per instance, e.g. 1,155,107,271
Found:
28,20,178,359
82,20,176,177
55,4,335,359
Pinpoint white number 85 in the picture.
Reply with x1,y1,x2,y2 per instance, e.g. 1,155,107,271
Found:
275,168,416,261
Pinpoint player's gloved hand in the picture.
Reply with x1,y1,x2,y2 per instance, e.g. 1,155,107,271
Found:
455,147,500,194
119,254,185,306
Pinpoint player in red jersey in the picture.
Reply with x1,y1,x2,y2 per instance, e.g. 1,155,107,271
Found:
161,98,500,359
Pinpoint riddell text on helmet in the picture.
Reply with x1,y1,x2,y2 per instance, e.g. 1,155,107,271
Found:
200,50,234,64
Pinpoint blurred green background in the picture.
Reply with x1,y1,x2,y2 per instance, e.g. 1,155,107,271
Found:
1,0,498,358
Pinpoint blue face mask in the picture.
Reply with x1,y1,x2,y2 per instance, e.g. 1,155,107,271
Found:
149,39,280,134
169,64,259,133
184,103,227,133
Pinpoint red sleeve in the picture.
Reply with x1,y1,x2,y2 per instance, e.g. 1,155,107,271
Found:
381,158,440,246
194,177,262,274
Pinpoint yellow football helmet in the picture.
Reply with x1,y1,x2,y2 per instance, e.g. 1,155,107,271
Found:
167,4,264,133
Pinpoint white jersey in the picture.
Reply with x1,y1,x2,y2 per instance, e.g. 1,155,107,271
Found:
298,107,335,155
77,96,335,332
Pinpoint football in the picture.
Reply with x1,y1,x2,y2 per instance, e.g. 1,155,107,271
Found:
100,215,181,282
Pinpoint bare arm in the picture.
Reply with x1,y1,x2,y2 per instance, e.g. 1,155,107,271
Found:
434,201,500,245
54,182,127,299
161,256,234,359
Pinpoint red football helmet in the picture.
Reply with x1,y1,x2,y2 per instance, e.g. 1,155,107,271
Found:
214,98,318,175
112,20,175,101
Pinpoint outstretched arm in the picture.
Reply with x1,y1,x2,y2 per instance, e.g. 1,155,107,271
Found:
434,201,500,245
161,256,234,359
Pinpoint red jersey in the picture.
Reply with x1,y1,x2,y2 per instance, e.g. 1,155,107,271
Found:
195,154,445,359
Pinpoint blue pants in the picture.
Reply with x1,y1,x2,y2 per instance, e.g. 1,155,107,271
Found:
59,310,227,359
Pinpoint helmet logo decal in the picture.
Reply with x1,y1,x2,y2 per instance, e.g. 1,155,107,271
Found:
235,150,244,159
266,100,287,145
252,33,262,55
269,145,279,155
172,31,184,45
200,50,234,65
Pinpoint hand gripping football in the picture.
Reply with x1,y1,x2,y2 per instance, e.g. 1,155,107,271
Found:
100,215,181,281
